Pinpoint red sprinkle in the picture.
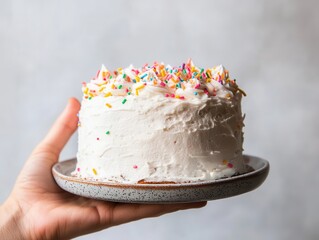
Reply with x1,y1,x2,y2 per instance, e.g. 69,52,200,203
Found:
97,137,100,141
165,93,170,97
133,165,138,169
160,82,166,87
227,163,233,168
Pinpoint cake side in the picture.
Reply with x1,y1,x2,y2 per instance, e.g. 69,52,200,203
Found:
74,60,246,183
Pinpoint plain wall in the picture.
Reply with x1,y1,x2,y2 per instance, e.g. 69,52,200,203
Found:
1,0,318,239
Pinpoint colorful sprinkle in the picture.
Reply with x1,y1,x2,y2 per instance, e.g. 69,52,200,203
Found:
105,131,110,135
105,103,112,108
122,98,127,104
133,165,138,169
92,168,97,175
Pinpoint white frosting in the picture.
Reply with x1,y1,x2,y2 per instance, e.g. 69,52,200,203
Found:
74,61,246,183
75,93,245,183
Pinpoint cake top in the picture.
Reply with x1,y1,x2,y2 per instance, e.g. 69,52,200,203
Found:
82,59,246,100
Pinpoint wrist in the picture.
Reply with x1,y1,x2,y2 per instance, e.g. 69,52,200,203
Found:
0,198,27,240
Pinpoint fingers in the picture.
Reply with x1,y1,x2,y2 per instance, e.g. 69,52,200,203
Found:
35,98,81,159
110,201,207,227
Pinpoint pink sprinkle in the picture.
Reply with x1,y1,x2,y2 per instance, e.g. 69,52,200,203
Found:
166,74,172,80
227,163,233,168
195,84,200,89
160,82,166,87
204,89,208,94
97,137,100,140
165,93,170,97
133,165,138,169
96,69,100,78
82,82,86,86
171,94,175,98
77,168,80,172
180,96,185,100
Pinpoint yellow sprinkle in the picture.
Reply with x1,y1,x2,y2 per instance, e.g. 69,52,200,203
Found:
83,87,89,95
92,168,97,175
206,78,212,83
99,86,106,92
153,80,157,85
89,93,94,97
102,71,107,78
111,84,116,89
135,76,140,82
104,92,112,97
105,103,112,108
175,95,180,99
161,69,166,77
135,84,145,96
222,160,228,165
181,83,185,90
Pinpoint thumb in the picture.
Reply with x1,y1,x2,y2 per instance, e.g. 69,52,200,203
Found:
31,98,81,164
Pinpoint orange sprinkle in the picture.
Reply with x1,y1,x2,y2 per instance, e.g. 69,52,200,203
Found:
222,160,228,165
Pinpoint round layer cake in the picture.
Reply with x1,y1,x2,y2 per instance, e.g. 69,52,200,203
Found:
74,60,247,183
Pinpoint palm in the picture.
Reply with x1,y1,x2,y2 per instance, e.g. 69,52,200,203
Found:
9,98,205,240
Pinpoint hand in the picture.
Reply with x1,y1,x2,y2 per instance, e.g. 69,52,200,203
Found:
0,98,206,240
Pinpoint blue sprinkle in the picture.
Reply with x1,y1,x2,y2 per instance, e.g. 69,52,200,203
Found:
141,73,147,79
194,92,198,95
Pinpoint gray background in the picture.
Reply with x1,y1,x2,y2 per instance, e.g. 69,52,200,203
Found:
1,0,318,239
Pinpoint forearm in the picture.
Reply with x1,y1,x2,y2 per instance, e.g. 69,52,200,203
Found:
0,199,27,240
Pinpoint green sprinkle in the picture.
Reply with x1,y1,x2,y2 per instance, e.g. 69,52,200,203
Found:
200,68,204,74
110,75,113,79
88,97,92,100
128,92,131,95
123,74,126,78
183,69,187,75
118,85,123,89
122,98,127,104
105,131,110,135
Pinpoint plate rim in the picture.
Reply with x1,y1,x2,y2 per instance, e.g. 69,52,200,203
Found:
52,155,269,190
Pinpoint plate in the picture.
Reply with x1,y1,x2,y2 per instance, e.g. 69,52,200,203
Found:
52,155,269,204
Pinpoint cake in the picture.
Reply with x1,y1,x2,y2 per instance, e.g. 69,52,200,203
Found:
74,60,247,183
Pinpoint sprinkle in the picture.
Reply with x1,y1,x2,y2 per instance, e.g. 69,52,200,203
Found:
105,131,110,135
165,93,170,97
77,168,80,172
160,82,166,87
194,92,198,95
105,103,112,108
140,73,147,79
227,163,233,168
123,74,126,78
122,98,127,104
118,85,123,89
133,165,138,169
222,160,228,165
97,137,100,140
179,96,185,100
104,92,112,97
92,168,98,175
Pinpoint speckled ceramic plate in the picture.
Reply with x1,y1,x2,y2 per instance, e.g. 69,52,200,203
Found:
52,155,269,204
